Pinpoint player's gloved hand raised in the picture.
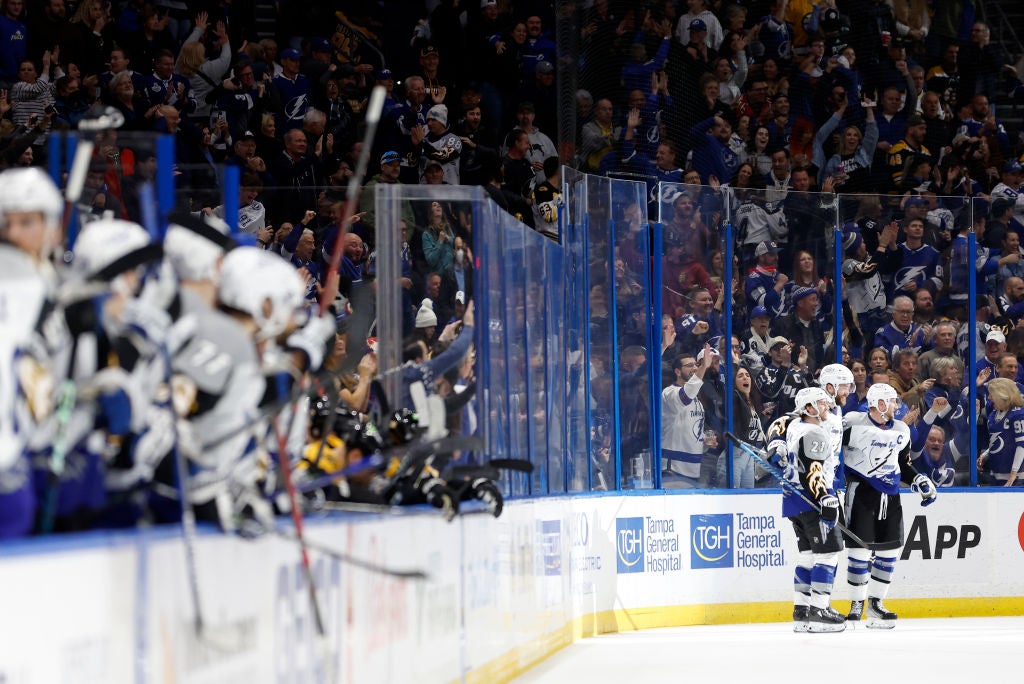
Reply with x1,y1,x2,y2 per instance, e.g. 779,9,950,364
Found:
819,494,840,532
911,473,937,507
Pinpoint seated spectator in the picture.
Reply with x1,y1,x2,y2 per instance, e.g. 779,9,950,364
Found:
755,336,810,424
771,286,826,377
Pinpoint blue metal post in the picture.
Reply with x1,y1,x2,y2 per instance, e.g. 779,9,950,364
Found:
63,136,80,248
156,135,175,238
47,133,62,186
651,220,663,489
222,164,240,234
608,217,622,491
724,220,734,488
582,210,594,491
834,226,843,363
968,229,978,487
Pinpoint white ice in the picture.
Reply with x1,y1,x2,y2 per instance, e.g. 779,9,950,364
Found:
513,617,1024,683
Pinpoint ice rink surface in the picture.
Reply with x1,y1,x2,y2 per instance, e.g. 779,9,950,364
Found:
513,616,1024,683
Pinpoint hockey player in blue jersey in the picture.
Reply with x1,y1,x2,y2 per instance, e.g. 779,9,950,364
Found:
977,378,1024,486
766,386,847,633
842,383,937,628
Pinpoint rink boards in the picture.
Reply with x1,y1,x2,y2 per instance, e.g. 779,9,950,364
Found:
2,490,1024,683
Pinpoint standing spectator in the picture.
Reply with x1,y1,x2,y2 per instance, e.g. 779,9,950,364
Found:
521,15,557,77
501,128,536,202
886,114,931,190
744,240,786,318
755,337,811,424
916,321,958,382
518,59,557,136
98,47,148,99
661,348,709,488
67,0,112,77
675,0,722,50
140,49,196,116
270,128,335,226
422,201,456,275
773,287,826,377
420,104,462,185
503,101,556,186
121,4,176,76
417,44,450,105
0,0,27,86
359,150,415,247
454,102,497,187
689,115,740,185
10,52,60,130
274,47,312,131
814,97,878,194
177,11,232,124
959,22,1007,103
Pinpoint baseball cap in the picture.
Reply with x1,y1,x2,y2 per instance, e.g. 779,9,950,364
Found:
536,60,554,74
481,0,497,6
689,18,707,32
751,305,769,318
905,195,927,207
455,290,466,305
380,150,400,165
1003,159,1023,174
517,100,536,113
423,159,442,171
754,240,781,257
696,346,720,362
312,38,331,53
986,330,1006,344
769,336,790,349
420,45,439,58
239,130,256,140
376,68,393,81
906,114,926,127
281,48,301,61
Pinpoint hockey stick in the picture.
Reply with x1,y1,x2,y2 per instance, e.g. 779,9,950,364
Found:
272,528,428,580
723,432,869,547
297,435,484,495
272,415,326,636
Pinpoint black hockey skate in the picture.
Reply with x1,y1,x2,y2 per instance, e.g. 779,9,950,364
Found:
806,606,846,633
793,605,810,633
866,598,897,629
847,599,864,623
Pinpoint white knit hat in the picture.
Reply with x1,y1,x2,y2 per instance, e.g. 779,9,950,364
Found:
415,298,437,328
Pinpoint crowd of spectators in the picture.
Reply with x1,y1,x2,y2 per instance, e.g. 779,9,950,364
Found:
567,1,1024,490
4,1,1024,494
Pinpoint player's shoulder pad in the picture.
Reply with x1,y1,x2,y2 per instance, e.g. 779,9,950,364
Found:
766,413,794,440
842,411,871,429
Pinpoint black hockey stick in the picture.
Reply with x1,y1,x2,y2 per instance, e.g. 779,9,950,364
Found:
271,528,428,580
724,432,869,547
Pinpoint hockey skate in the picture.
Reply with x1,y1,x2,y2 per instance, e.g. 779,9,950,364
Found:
805,606,846,633
793,605,811,633
866,598,897,629
847,599,864,623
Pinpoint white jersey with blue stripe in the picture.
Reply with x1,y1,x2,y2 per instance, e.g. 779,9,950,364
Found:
842,411,912,495
662,376,705,481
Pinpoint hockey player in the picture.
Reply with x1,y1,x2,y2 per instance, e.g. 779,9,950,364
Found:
818,363,855,453
843,383,938,628
768,386,847,633
0,167,64,537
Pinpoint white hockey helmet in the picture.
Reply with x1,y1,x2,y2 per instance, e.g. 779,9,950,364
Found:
0,167,63,226
164,212,234,283
794,386,831,418
818,363,855,403
218,247,305,340
70,217,155,282
866,382,899,418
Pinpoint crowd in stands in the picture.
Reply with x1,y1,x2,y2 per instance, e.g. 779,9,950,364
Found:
571,1,1024,490
3,1,1024,504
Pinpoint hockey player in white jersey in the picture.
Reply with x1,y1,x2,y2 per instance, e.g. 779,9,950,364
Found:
818,363,855,450
768,386,847,633
843,383,937,628
0,167,68,536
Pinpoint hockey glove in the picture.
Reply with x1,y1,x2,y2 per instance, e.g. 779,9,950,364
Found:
766,439,788,468
286,314,338,372
911,474,937,507
819,494,840,532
